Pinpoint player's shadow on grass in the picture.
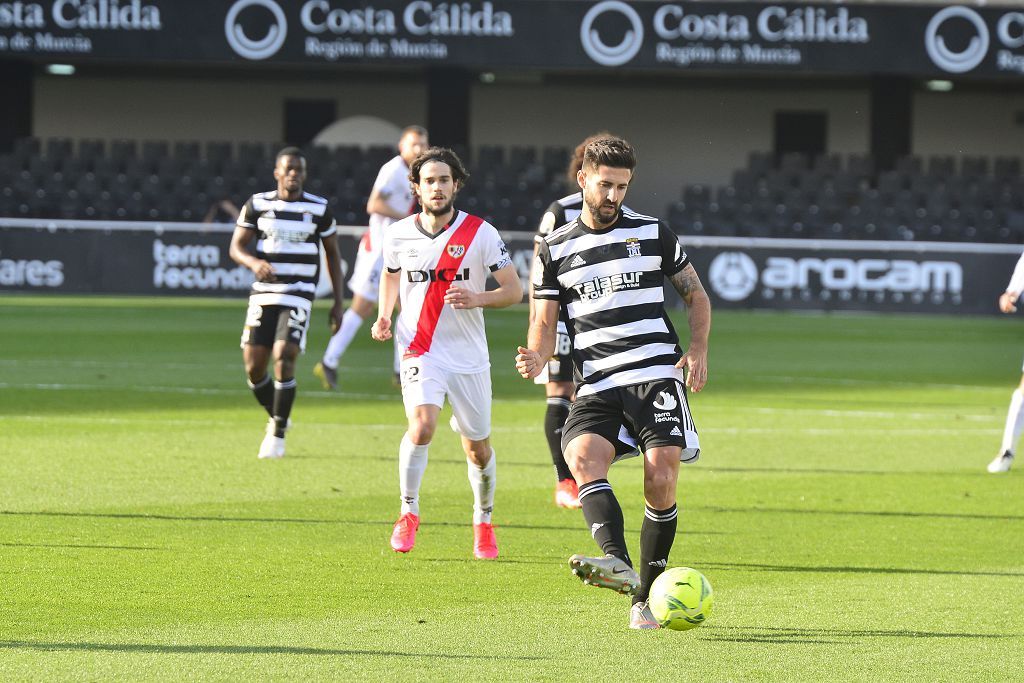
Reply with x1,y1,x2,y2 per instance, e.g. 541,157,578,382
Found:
708,465,984,477
701,625,1019,645
700,560,1024,578
696,505,1024,522
362,454,553,469
8,510,703,535
0,640,546,660
0,542,161,551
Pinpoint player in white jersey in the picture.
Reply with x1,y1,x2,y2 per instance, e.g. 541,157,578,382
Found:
314,126,428,391
989,250,1024,472
371,147,523,559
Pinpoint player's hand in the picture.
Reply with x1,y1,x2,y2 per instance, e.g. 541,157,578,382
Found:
444,285,478,309
249,259,275,282
999,292,1019,314
371,317,392,342
515,346,543,379
328,304,343,335
677,344,708,393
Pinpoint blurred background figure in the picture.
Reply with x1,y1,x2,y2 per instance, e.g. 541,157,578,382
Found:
314,125,428,391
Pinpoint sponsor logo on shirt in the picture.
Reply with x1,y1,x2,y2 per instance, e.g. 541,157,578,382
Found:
572,272,642,301
407,267,471,282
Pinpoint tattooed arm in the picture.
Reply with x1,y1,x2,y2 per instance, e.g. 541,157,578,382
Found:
669,263,711,392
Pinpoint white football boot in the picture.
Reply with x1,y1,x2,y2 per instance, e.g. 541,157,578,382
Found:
257,417,289,459
569,553,639,595
987,451,1014,473
629,601,661,630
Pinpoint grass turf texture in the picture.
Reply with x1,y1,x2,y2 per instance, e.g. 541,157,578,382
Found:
1,295,1022,681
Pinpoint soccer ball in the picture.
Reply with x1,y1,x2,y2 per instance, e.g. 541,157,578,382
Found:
648,567,714,631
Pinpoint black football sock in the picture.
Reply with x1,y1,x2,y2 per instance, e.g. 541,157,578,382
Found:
634,504,678,605
578,479,630,566
272,378,297,438
544,397,573,482
248,374,274,416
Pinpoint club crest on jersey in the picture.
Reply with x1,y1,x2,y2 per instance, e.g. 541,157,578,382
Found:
447,244,466,258
625,237,642,257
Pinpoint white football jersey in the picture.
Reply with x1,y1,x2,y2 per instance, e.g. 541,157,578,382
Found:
364,155,417,252
383,210,512,373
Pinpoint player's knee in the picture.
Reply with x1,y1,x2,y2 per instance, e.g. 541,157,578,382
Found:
643,467,678,504
408,421,436,444
465,440,491,466
351,296,373,318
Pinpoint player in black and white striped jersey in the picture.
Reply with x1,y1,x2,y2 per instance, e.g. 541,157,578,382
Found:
532,133,624,509
229,147,345,460
517,136,711,630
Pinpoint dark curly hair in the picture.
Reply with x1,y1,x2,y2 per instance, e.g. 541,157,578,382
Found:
408,147,470,186
582,136,637,174
567,132,614,185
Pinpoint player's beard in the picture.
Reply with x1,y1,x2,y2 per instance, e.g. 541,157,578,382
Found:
423,196,455,217
584,193,620,228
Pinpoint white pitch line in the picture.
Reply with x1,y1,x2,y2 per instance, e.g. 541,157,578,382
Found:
748,406,996,423
755,374,996,392
0,414,999,435
0,382,544,405
0,359,397,376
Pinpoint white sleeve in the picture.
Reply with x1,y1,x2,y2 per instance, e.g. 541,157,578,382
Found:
480,224,512,272
383,232,400,272
371,159,395,195
1007,251,1024,296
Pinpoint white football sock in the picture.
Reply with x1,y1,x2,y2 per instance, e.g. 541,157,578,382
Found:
1000,389,1024,454
322,309,365,369
399,433,429,516
468,449,496,524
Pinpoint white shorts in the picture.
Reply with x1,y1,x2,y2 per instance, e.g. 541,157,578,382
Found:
347,240,383,302
400,355,492,441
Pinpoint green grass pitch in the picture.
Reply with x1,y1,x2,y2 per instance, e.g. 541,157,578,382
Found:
1,295,1022,681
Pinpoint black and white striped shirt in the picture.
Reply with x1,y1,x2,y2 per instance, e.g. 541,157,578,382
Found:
533,208,689,397
535,192,583,244
237,190,336,312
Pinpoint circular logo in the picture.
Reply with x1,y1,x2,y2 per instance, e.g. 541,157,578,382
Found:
708,252,758,302
580,1,644,67
925,7,989,74
225,0,287,61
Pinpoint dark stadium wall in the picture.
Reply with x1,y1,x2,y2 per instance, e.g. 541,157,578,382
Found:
469,80,869,210
913,90,1024,160
32,73,427,150
0,61,33,154
27,71,1024,213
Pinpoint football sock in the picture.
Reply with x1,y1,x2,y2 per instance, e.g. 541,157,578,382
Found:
467,449,496,524
999,388,1024,455
399,433,429,516
248,374,274,416
271,378,296,438
322,309,365,369
578,479,631,566
635,504,678,605
544,397,573,482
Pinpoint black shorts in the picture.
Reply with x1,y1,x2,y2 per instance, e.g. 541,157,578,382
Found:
240,302,310,351
561,379,700,463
